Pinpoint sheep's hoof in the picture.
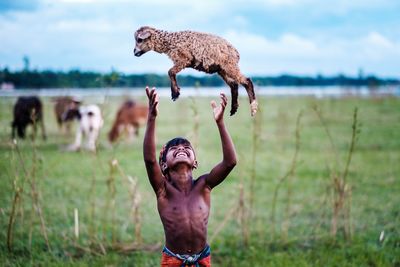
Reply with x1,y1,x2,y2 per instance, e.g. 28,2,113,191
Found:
171,89,180,101
230,106,238,116
250,100,258,116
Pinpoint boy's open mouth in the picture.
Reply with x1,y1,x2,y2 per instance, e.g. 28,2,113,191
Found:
174,151,189,158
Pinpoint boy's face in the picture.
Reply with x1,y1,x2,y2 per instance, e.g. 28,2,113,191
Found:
165,144,197,170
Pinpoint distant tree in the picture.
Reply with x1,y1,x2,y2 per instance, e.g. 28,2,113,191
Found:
1,68,398,89
23,55,30,71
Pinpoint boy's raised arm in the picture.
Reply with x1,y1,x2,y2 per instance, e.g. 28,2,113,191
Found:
143,87,165,194
205,93,237,189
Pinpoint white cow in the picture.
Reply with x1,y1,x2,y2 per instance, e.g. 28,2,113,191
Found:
66,105,104,152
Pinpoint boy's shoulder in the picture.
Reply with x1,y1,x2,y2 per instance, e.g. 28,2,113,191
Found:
194,174,212,190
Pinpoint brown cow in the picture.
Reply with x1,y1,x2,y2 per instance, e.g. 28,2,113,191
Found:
52,96,81,134
108,100,148,143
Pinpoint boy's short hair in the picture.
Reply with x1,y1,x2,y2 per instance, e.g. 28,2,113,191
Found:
159,137,195,175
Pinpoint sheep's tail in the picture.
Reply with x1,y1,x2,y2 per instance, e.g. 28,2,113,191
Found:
227,43,240,62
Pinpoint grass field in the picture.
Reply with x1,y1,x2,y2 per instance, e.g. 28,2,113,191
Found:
0,92,399,266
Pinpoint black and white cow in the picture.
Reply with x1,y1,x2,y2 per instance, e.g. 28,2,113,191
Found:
63,104,104,152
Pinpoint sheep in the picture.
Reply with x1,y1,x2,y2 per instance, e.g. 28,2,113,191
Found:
63,104,104,152
52,96,81,134
133,26,258,116
11,96,46,140
108,100,148,143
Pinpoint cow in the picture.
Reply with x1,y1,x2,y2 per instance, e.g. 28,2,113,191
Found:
52,96,81,134
63,104,104,152
11,96,46,140
108,100,148,143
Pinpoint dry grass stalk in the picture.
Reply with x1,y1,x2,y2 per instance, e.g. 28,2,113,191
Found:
313,106,359,241
127,175,142,245
7,179,22,252
209,183,249,245
238,183,249,245
249,105,262,217
9,134,51,252
88,172,97,241
312,105,340,171
7,143,23,252
132,184,142,244
189,97,199,150
281,110,302,242
209,202,237,245
104,159,117,244
271,110,302,242
74,208,79,240
114,160,143,245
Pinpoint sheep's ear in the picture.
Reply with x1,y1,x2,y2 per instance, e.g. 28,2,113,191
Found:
137,30,151,40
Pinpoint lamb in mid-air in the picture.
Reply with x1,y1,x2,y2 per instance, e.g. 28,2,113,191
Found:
133,26,258,116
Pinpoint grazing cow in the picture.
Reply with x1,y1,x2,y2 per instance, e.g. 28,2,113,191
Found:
64,105,104,152
52,96,81,134
108,100,148,143
11,96,46,140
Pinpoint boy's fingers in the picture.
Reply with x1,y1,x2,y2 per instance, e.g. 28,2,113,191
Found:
145,87,150,98
221,100,226,109
151,91,157,103
220,93,227,107
220,93,228,105
210,100,217,109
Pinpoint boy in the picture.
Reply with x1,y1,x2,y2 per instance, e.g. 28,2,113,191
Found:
143,87,237,266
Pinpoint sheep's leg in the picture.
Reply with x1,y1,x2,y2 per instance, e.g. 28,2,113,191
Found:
168,65,184,101
219,72,239,116
238,75,258,116
229,83,240,116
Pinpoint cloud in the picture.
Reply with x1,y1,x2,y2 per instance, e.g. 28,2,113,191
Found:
223,30,400,76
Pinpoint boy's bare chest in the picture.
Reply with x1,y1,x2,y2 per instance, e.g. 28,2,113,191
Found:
158,189,210,219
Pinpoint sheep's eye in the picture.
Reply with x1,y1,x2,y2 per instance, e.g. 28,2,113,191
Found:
137,38,143,43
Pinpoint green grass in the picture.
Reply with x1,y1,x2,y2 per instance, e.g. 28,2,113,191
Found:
0,93,399,266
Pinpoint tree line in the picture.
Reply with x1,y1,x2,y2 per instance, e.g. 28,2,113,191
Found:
1,68,399,89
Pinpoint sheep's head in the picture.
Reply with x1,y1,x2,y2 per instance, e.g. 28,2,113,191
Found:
134,26,155,57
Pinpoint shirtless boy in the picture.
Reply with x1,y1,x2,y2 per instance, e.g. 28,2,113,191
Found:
143,87,237,266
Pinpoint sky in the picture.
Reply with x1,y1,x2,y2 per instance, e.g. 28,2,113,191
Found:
0,0,399,77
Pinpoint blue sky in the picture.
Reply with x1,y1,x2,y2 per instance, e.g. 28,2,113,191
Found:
1,0,399,77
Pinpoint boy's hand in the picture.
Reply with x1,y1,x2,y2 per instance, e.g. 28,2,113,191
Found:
146,86,159,117
211,93,227,122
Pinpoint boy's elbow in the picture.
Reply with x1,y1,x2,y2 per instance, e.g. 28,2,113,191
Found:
226,158,237,169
